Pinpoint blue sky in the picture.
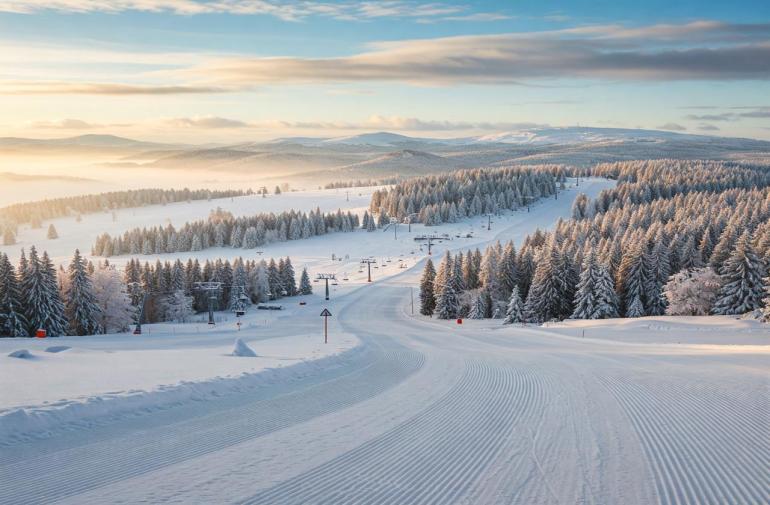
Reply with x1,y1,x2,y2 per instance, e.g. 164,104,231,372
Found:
1,0,769,142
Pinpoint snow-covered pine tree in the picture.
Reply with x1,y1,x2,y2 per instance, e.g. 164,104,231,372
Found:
498,241,518,298
47,224,58,239
419,258,437,316
299,267,312,295
282,257,297,296
570,251,620,320
712,232,766,315
0,253,28,337
524,239,566,323
229,259,250,311
762,276,770,322
251,261,271,303
65,249,103,335
21,248,68,336
617,241,647,318
571,250,601,319
435,280,459,320
163,290,194,322
468,293,485,319
503,286,524,324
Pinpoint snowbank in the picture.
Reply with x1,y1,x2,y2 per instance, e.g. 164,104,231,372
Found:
0,341,363,445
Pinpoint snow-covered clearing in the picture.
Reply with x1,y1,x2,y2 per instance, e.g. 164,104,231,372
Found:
1,176,767,504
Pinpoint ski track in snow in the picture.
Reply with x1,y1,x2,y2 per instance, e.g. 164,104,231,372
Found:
1,177,768,504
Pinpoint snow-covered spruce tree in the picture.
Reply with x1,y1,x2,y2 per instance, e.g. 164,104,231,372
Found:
229,259,250,311
92,262,136,333
592,262,620,319
616,241,647,318
251,261,271,303
163,290,194,323
65,249,103,335
524,239,568,323
762,277,770,322
435,281,459,320
664,267,722,316
571,250,605,319
467,294,485,319
47,224,58,239
646,237,671,316
299,267,312,295
20,248,68,336
503,286,524,324
712,232,766,315
281,257,297,296
0,253,28,337
419,258,436,316
498,241,518,299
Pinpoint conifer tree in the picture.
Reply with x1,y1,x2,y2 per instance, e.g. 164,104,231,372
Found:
524,240,566,323
419,258,436,316
21,248,67,336
0,253,28,337
435,280,459,320
617,242,647,318
65,249,103,335
468,294,485,319
762,277,770,322
47,224,58,239
503,286,524,324
299,267,312,295
712,232,766,315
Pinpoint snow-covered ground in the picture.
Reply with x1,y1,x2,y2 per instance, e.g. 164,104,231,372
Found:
1,176,768,504
0,186,378,265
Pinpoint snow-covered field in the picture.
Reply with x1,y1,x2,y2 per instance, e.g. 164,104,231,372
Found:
1,176,768,504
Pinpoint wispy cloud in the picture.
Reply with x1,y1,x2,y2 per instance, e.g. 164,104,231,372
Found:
26,118,101,129
3,20,769,97
0,81,229,95
166,116,250,128
0,1,505,22
178,21,770,86
697,123,720,131
685,107,770,121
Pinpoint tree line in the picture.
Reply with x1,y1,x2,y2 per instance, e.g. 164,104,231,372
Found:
368,166,566,226
419,159,770,323
0,248,310,337
0,187,252,245
92,207,360,257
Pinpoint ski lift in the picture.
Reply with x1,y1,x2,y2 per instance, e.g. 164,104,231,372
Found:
331,280,339,286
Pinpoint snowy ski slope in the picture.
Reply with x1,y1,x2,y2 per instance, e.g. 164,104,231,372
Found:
0,177,767,504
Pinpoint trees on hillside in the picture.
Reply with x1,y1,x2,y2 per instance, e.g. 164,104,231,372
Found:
712,232,766,315
419,259,436,316
65,249,102,335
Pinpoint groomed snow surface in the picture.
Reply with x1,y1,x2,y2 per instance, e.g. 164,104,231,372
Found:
1,178,768,504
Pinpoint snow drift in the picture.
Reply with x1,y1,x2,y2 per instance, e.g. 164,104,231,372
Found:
0,343,364,445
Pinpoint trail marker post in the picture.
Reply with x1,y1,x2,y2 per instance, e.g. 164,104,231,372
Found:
320,308,332,344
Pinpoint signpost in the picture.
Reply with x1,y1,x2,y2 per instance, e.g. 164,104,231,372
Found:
320,308,332,344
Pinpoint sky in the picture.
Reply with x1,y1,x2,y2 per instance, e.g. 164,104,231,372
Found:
1,0,770,143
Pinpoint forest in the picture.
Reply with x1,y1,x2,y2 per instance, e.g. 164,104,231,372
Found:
418,160,770,323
